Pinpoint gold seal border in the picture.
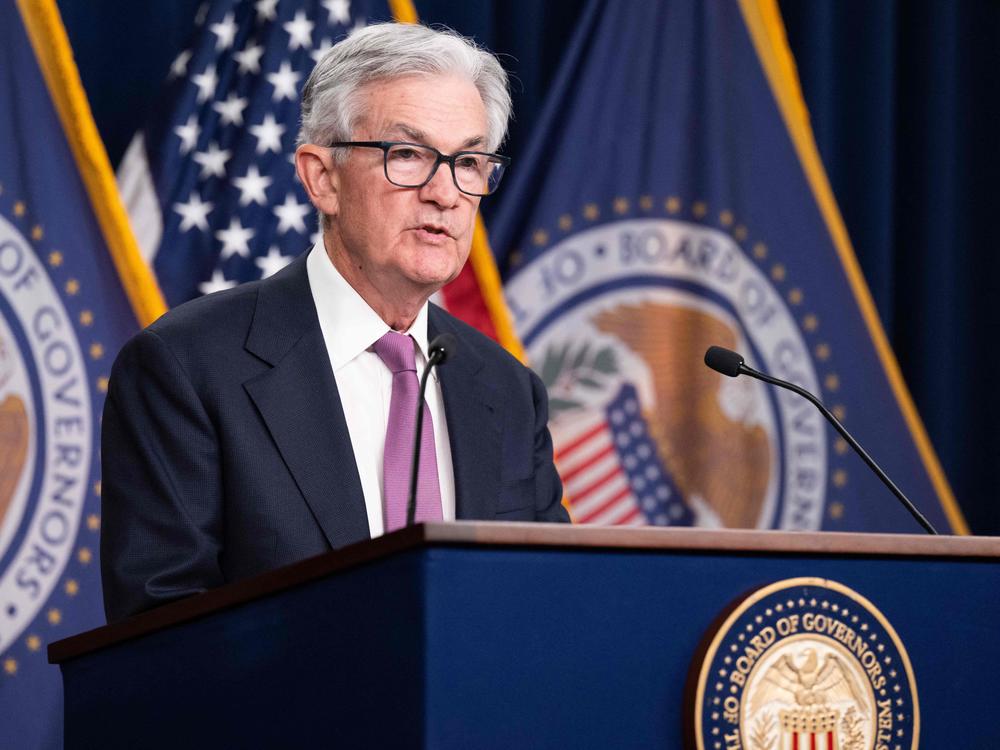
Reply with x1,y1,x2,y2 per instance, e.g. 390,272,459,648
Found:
693,576,920,750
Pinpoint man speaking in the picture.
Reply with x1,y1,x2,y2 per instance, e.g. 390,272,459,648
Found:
101,23,569,623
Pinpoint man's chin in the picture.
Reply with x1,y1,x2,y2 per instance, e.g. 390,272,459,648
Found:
402,246,468,288
406,266,461,294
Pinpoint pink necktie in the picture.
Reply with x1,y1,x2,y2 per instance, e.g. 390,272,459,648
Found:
373,331,443,532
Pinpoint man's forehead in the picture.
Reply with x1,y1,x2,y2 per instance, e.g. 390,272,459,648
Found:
354,74,488,147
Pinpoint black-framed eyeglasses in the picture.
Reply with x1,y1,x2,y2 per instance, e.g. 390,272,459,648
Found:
328,140,510,197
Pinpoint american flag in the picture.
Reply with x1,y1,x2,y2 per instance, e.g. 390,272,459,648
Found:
556,384,693,526
117,0,393,306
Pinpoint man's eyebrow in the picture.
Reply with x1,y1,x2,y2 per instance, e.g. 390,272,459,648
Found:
387,123,427,142
386,124,487,151
459,135,486,150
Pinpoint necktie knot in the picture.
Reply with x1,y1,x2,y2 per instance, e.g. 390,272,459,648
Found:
373,330,417,374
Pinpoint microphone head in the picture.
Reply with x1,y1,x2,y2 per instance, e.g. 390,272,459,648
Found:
704,346,745,377
428,333,457,365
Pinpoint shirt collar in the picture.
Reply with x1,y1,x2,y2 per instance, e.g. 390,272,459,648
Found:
306,242,430,370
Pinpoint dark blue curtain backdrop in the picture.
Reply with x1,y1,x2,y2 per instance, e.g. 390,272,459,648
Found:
57,0,999,534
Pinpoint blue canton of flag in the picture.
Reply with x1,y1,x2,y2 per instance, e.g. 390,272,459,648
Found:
605,384,693,527
488,0,964,533
118,0,393,306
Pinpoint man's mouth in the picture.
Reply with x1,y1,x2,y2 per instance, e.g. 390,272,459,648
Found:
415,223,451,240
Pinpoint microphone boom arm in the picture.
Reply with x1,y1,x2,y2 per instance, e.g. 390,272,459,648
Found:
407,334,455,527
737,360,939,535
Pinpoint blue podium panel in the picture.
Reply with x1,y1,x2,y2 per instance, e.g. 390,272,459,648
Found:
51,524,1000,748
59,552,429,747
422,548,1000,748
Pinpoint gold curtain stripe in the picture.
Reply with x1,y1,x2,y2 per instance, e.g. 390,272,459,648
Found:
16,0,168,328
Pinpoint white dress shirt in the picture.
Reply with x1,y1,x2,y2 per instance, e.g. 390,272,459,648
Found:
306,243,456,537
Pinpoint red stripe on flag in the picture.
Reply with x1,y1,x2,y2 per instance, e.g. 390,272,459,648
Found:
561,443,615,484
558,421,607,459
792,733,798,750
577,485,631,524
571,463,620,500
811,733,817,750
615,505,641,525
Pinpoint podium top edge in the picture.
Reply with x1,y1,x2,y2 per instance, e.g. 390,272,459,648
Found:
49,523,1000,664
423,522,1000,556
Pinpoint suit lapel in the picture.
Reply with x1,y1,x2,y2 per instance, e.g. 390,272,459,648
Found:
430,308,502,521
243,255,370,549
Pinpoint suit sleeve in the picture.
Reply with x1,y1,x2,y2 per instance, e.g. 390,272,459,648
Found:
529,369,571,523
100,329,225,623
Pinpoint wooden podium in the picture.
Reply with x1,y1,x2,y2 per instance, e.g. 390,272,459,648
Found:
49,523,1000,748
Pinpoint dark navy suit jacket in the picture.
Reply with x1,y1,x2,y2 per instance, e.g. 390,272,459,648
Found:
100,253,567,622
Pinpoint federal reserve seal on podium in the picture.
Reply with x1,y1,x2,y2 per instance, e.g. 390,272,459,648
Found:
692,577,918,750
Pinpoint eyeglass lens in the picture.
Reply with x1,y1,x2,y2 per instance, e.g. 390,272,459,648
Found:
385,144,504,195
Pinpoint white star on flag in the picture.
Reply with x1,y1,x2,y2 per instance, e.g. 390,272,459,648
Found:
273,193,311,234
255,246,295,278
216,217,255,258
234,43,265,75
193,142,231,179
233,165,273,206
255,0,278,23
323,0,351,25
170,49,192,79
209,12,238,51
213,93,249,126
173,192,213,232
283,11,314,51
192,66,219,103
174,114,200,155
199,269,238,295
267,61,301,102
312,38,334,63
249,113,285,154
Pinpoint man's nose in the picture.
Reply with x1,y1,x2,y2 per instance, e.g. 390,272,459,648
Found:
419,160,460,207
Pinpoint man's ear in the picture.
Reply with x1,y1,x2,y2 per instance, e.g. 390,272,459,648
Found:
295,144,339,217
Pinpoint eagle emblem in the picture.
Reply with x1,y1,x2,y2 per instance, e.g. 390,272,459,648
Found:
593,300,772,528
749,646,871,750
541,300,775,527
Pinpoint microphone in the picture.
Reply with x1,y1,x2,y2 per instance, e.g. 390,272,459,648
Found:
407,333,457,527
703,345,939,535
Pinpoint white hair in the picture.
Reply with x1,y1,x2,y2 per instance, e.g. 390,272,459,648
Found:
298,23,512,154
